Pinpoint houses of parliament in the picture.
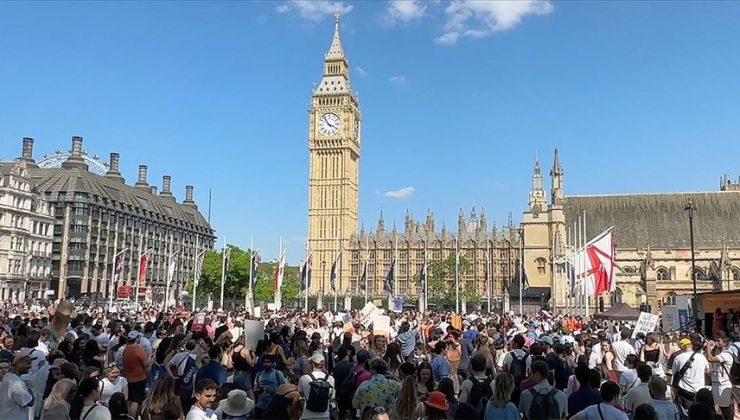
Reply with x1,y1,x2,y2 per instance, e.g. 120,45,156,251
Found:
307,14,740,313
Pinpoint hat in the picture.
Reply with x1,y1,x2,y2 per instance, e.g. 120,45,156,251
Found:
12,354,36,366
50,358,68,369
357,349,371,363
127,331,142,340
425,391,450,411
679,338,692,347
538,336,554,346
517,325,528,334
310,353,326,365
218,389,255,417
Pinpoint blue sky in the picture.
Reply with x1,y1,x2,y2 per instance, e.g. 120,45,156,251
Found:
2,1,740,263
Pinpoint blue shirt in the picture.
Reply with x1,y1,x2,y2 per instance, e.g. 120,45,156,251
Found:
485,401,519,420
431,354,450,383
567,385,602,417
463,329,479,343
196,360,228,387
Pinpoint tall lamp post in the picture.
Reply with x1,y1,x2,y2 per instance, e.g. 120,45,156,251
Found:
108,247,129,311
684,199,700,332
321,261,327,310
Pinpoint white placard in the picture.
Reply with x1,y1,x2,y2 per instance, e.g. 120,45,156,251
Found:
338,312,351,325
253,307,261,319
324,311,335,325
373,315,391,337
359,302,381,327
662,305,678,331
267,303,277,311
244,319,265,350
632,311,659,338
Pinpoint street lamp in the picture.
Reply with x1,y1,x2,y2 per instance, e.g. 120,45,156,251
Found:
321,261,327,309
108,247,129,311
684,199,700,333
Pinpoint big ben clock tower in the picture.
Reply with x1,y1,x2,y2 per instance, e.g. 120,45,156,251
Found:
307,12,361,297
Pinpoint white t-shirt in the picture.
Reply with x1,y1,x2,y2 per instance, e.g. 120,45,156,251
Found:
571,402,629,420
672,351,710,394
169,351,196,376
298,371,335,419
0,373,33,420
589,342,603,369
99,376,128,404
611,340,636,372
80,404,111,420
618,368,639,393
711,349,733,390
185,406,218,420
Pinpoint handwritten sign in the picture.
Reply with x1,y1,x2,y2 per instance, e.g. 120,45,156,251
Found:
632,311,659,338
373,315,391,337
359,302,381,327
191,312,206,332
244,319,265,350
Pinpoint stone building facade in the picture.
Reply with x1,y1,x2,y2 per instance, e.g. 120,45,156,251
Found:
522,149,740,314
306,14,522,307
0,158,54,302
8,137,215,302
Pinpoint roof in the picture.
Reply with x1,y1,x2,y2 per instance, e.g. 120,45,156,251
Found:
325,12,346,61
28,166,213,234
563,191,740,249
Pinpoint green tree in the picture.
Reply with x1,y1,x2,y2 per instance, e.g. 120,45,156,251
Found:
427,253,471,304
463,282,480,304
281,266,301,302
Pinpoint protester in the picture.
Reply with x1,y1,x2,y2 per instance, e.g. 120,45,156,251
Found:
518,360,568,420
484,372,519,420
41,377,76,420
570,381,628,420
140,374,184,420
0,353,35,420
648,376,679,420
186,378,218,420
353,359,401,414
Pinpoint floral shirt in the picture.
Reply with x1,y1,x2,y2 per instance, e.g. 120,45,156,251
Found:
352,374,401,412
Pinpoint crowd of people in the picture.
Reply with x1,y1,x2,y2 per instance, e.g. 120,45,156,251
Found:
0,299,739,420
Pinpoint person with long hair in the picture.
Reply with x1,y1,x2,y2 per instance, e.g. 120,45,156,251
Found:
640,332,666,378
70,377,111,420
41,378,76,420
391,376,424,420
383,342,404,380
437,377,458,419
108,393,134,420
472,334,495,375
140,374,184,420
416,361,436,399
483,373,518,419
601,340,618,382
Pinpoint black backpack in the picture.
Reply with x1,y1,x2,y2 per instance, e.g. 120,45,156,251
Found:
262,389,298,419
510,351,529,388
305,373,333,412
336,369,359,402
468,376,494,417
527,387,560,420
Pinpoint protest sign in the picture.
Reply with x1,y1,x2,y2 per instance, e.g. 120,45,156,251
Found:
191,312,206,332
244,319,265,350
359,302,381,327
662,306,678,331
632,311,659,338
373,315,391,337
451,313,462,330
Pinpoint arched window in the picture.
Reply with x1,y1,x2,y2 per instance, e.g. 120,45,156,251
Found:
656,267,670,281
733,267,740,282
623,266,636,274
689,267,707,281
663,292,677,306
535,258,547,275
611,287,623,305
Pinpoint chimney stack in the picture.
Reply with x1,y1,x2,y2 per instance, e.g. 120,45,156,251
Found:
105,152,125,183
61,136,89,170
135,165,149,189
183,185,197,209
19,137,38,167
160,175,175,201
150,186,158,195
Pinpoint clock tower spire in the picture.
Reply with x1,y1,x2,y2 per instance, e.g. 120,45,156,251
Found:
307,13,361,299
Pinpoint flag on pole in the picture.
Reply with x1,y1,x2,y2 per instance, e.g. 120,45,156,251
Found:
586,227,616,295
384,260,395,294
114,254,124,281
359,260,367,291
483,252,489,294
420,254,428,291
194,254,204,287
138,255,149,286
330,251,341,293
300,252,312,291
273,252,286,291
565,254,576,298
250,251,260,287
167,254,178,288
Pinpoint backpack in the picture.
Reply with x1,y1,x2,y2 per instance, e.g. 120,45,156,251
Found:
176,354,197,395
146,362,166,392
305,373,333,413
262,389,299,419
336,369,360,402
468,376,494,418
510,351,529,388
527,387,560,420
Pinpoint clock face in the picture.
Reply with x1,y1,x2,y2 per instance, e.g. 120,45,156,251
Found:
318,113,341,136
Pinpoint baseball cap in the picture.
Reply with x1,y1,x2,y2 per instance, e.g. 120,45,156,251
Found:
310,353,325,365
127,331,142,340
538,335,554,346
679,338,692,347
357,349,371,363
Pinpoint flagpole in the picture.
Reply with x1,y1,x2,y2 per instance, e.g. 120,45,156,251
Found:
486,239,491,314
583,210,589,318
165,246,181,311
135,230,143,308
424,239,428,314
364,235,369,305
276,236,283,310
455,237,460,314
303,239,308,313
334,237,338,313
247,236,253,313
551,229,557,312
518,229,523,316
108,219,119,312
193,236,199,311
220,236,227,310
566,227,571,313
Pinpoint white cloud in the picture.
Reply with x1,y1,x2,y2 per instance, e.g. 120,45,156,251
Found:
436,0,553,45
385,186,415,198
385,0,427,24
389,75,407,84
355,66,367,76
276,1,353,22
